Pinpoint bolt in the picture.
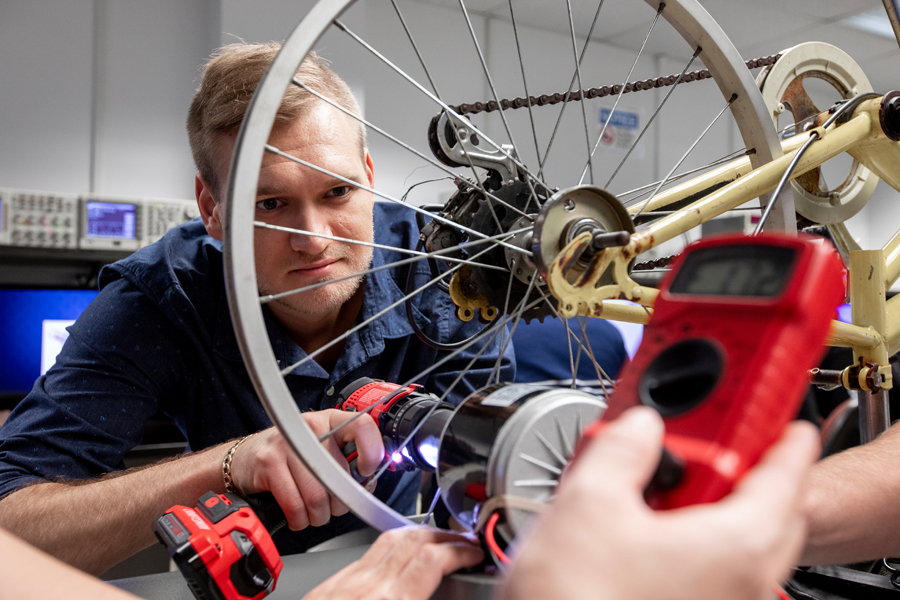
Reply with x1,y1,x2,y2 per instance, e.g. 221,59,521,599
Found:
457,128,468,141
775,102,785,115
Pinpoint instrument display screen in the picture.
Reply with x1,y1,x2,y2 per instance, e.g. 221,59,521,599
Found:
668,244,798,298
86,202,136,239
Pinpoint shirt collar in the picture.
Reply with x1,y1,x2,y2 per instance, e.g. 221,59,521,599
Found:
214,246,431,381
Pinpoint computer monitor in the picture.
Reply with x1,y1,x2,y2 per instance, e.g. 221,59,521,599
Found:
79,199,141,251
0,288,98,400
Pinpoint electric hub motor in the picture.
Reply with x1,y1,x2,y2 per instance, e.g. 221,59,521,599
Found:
436,384,606,543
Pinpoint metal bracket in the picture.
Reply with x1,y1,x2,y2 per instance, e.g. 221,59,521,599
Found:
433,111,518,183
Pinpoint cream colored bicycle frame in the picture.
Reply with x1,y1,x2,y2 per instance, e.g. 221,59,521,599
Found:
547,97,900,396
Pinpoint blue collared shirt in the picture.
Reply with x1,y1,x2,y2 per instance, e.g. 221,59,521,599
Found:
0,202,514,551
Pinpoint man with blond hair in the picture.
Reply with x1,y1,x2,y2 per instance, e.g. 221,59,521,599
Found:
0,42,511,575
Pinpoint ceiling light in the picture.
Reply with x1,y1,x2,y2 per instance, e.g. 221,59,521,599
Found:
844,7,896,39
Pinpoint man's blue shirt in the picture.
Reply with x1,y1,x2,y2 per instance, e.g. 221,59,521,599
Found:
0,202,513,551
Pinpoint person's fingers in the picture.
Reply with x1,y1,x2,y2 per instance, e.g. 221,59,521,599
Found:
305,528,482,600
564,407,666,497
362,527,479,573
285,451,334,528
264,464,311,531
397,539,485,600
327,409,384,477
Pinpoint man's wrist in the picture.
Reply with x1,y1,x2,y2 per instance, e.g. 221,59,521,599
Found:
222,433,256,495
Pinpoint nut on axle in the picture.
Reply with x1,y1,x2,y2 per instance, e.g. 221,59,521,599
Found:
810,358,893,392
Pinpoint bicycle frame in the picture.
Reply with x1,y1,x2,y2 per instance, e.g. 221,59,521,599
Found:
546,95,900,441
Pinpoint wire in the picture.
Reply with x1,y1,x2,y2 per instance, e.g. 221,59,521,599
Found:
782,578,823,600
754,92,880,234
485,511,512,566
404,236,500,351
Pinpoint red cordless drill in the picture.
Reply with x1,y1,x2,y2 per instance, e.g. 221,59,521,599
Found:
156,378,452,600
154,491,284,600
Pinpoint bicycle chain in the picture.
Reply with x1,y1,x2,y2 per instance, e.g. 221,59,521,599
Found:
443,54,781,117
434,54,778,277
632,253,679,271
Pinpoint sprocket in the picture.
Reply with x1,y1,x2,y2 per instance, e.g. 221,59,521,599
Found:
453,180,554,324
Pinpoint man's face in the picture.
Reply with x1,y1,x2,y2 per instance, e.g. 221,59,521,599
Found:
203,101,375,323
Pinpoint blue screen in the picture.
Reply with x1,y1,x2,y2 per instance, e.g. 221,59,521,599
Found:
0,289,98,394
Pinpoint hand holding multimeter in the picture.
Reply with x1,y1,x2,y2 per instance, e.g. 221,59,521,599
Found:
584,232,845,510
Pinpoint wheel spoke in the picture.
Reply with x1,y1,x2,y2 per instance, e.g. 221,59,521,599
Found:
602,46,702,188
280,233,514,376
507,0,542,185
333,19,555,199
564,317,577,388
457,0,518,154
491,269,540,384
576,316,611,400
423,486,442,525
565,0,595,185
489,257,520,383
263,143,533,257
619,148,752,206
257,227,531,305
538,0,606,178
255,220,509,272
292,79,531,221
577,2,664,186
390,0,441,100
366,294,546,486
536,288,611,392
313,254,545,444
633,93,737,219
456,0,543,213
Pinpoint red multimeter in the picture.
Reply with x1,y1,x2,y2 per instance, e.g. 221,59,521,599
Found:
590,232,845,510
154,491,283,600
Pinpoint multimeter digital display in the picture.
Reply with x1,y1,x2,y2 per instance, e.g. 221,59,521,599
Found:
668,244,798,297
597,233,845,510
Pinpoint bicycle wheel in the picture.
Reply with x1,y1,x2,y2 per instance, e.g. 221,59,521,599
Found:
225,0,782,533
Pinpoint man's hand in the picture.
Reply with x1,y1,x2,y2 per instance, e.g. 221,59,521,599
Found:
229,409,385,530
497,406,820,600
304,526,484,600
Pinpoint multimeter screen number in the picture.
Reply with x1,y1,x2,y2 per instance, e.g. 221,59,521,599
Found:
669,245,798,298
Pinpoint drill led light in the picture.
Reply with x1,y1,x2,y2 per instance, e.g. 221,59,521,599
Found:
391,451,403,464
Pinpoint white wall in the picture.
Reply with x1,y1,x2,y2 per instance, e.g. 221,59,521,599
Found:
91,0,218,199
0,0,94,194
0,0,897,253
0,0,217,200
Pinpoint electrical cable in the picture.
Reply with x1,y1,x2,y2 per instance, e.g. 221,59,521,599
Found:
485,511,512,566
754,92,880,234
782,578,823,600
404,237,500,350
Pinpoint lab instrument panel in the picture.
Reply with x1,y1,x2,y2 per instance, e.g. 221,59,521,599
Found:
0,188,200,251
